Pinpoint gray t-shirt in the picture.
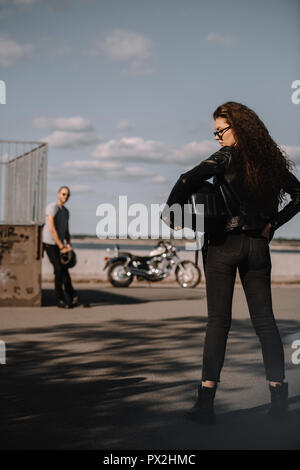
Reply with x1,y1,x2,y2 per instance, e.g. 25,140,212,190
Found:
42,202,69,245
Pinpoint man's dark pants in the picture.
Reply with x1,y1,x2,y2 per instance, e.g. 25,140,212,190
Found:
43,243,76,302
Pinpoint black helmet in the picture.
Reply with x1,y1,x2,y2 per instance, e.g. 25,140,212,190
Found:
60,250,77,269
161,180,227,233
188,181,227,234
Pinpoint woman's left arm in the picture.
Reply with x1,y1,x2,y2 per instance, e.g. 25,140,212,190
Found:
269,170,300,236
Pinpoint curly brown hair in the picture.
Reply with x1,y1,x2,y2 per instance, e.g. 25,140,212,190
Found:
213,101,295,214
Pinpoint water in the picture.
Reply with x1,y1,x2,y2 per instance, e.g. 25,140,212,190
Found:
71,243,300,254
72,243,183,251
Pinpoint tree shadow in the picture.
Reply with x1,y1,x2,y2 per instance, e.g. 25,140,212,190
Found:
0,315,300,449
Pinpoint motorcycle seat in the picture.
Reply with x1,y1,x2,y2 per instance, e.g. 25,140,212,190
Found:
131,255,152,262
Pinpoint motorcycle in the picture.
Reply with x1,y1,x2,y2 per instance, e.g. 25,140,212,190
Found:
103,240,201,288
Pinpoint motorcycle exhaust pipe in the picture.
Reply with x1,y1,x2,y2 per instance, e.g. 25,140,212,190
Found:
129,267,165,281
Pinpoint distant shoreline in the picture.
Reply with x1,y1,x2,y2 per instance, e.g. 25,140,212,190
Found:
71,236,300,249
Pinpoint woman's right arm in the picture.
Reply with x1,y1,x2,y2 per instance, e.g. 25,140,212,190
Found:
165,146,231,208
161,146,231,230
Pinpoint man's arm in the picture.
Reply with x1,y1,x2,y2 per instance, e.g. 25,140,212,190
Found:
65,221,71,245
48,215,64,250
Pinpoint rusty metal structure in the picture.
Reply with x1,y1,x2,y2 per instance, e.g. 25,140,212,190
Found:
0,140,48,306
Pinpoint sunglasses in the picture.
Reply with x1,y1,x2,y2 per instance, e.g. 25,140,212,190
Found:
213,125,231,139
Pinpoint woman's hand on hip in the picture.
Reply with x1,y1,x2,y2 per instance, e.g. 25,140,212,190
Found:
260,223,272,241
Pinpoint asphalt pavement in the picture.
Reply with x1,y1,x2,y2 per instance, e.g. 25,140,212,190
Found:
0,283,300,450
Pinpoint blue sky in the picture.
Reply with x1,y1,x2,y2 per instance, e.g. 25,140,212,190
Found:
0,0,300,237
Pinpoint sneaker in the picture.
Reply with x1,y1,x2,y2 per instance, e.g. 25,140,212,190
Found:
71,294,80,307
57,299,72,309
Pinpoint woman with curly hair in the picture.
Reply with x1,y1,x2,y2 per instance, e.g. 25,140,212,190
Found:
164,101,300,424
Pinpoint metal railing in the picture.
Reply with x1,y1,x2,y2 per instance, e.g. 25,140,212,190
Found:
0,140,48,225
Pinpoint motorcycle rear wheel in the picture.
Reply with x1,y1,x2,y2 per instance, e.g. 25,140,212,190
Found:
108,261,134,287
175,260,201,288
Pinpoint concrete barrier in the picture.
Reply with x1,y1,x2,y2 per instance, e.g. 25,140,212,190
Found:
42,247,300,284
1,225,42,306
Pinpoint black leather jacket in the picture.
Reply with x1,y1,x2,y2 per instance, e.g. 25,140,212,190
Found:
164,145,300,241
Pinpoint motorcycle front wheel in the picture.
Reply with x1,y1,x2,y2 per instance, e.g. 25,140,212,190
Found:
175,261,201,288
108,261,134,287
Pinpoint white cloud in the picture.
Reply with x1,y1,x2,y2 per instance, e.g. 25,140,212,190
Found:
6,0,93,6
170,140,219,164
62,159,156,182
51,43,72,57
152,175,167,183
205,32,237,45
94,29,155,75
13,0,37,4
35,115,103,149
0,10,9,19
104,165,154,181
91,137,221,165
69,184,94,193
122,166,153,177
43,130,101,149
116,119,136,131
50,137,300,187
92,137,168,162
34,116,93,132
0,36,35,66
64,160,121,171
281,145,300,164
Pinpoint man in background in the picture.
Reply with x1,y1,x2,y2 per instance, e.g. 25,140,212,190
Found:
42,186,79,308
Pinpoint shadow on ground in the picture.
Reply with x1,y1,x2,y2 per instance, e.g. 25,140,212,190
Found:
42,286,206,307
1,315,300,449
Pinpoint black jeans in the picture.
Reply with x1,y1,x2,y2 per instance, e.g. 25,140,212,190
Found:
201,229,285,383
43,243,76,301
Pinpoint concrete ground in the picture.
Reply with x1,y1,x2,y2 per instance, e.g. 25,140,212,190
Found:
0,282,300,450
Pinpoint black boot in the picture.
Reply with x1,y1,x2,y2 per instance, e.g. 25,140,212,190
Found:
186,384,217,424
268,382,288,418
